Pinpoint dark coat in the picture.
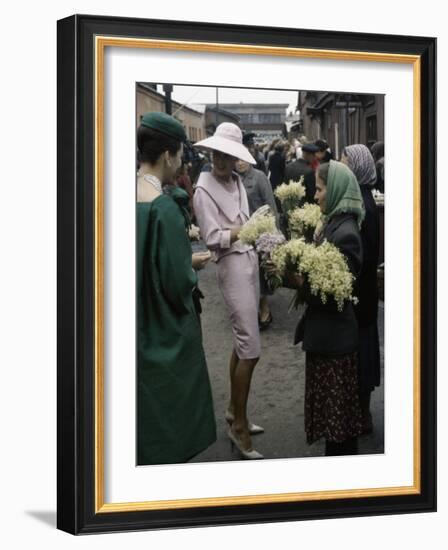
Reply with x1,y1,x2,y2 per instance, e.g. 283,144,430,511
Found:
294,213,363,355
355,187,381,392
355,187,380,327
375,158,384,193
255,151,267,174
284,158,316,204
240,165,279,223
268,151,285,189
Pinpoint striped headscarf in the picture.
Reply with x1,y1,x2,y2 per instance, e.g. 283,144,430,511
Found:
343,144,377,188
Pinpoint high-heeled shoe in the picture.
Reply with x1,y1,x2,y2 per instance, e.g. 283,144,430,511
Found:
228,428,264,460
224,410,265,435
259,312,273,331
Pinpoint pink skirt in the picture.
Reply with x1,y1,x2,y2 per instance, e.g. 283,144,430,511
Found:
216,250,260,359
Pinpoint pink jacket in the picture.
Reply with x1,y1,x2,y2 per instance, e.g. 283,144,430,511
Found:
193,171,253,262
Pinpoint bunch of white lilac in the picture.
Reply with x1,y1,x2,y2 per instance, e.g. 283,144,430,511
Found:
239,201,357,310
238,212,278,246
269,238,357,311
254,232,287,289
288,203,322,238
274,177,306,212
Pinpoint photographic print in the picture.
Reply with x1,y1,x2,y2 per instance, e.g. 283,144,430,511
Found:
136,83,385,465
57,14,435,534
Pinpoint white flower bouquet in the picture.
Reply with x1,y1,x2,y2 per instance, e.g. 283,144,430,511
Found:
274,177,306,212
269,238,357,311
238,213,278,246
288,203,322,240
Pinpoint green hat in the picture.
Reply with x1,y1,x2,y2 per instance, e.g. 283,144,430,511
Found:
140,112,187,142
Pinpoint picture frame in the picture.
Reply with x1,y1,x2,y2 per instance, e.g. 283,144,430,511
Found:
57,14,436,535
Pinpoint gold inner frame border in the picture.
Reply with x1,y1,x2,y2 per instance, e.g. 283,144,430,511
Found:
94,36,421,513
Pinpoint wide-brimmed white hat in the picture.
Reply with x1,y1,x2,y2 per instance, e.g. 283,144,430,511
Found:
194,123,256,165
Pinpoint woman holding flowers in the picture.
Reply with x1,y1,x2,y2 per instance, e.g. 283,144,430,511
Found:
293,160,365,456
193,123,264,460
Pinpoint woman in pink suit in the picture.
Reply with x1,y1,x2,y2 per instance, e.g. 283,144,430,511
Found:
193,123,264,460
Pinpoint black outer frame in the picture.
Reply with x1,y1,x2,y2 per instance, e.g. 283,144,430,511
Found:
57,14,436,535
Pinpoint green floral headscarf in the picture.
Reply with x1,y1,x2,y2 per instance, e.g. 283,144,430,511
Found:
322,160,365,228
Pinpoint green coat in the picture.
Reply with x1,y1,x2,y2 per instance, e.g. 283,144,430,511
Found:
137,188,216,465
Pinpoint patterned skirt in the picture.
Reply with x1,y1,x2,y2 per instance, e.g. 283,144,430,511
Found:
305,352,363,444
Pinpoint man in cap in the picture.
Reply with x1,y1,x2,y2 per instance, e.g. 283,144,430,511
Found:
243,132,267,174
301,142,320,171
284,142,318,204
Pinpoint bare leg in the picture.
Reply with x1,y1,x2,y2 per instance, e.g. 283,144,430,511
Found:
230,356,259,450
227,349,239,416
259,295,271,323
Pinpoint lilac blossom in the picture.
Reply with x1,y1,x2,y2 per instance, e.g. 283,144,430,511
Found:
254,232,286,261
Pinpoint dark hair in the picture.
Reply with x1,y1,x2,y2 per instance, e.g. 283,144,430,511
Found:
371,141,384,161
137,125,182,165
315,139,329,152
317,162,330,185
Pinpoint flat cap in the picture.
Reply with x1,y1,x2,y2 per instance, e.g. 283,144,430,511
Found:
302,142,319,153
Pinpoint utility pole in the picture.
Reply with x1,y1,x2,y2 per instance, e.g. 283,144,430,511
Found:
163,84,173,115
215,87,219,129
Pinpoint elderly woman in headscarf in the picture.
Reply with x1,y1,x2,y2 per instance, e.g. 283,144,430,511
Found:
193,123,264,460
341,144,381,434
288,160,365,456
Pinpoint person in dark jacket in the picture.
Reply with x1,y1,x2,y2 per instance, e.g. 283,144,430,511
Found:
315,139,334,163
176,161,195,219
243,133,267,174
342,144,381,434
288,160,365,456
371,141,384,193
284,150,316,204
268,142,286,191
301,142,320,172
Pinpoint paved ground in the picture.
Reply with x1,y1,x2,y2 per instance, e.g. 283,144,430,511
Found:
191,242,385,463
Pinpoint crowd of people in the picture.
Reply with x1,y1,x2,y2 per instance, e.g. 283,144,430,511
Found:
136,110,384,464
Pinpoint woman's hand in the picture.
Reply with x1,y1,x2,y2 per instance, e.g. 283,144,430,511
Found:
264,262,304,289
192,251,212,271
263,260,278,276
283,270,305,289
229,226,242,243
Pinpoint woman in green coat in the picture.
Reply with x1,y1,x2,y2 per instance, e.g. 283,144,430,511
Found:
136,112,216,465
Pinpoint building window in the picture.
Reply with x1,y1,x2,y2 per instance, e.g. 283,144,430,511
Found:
366,115,377,143
259,113,282,124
